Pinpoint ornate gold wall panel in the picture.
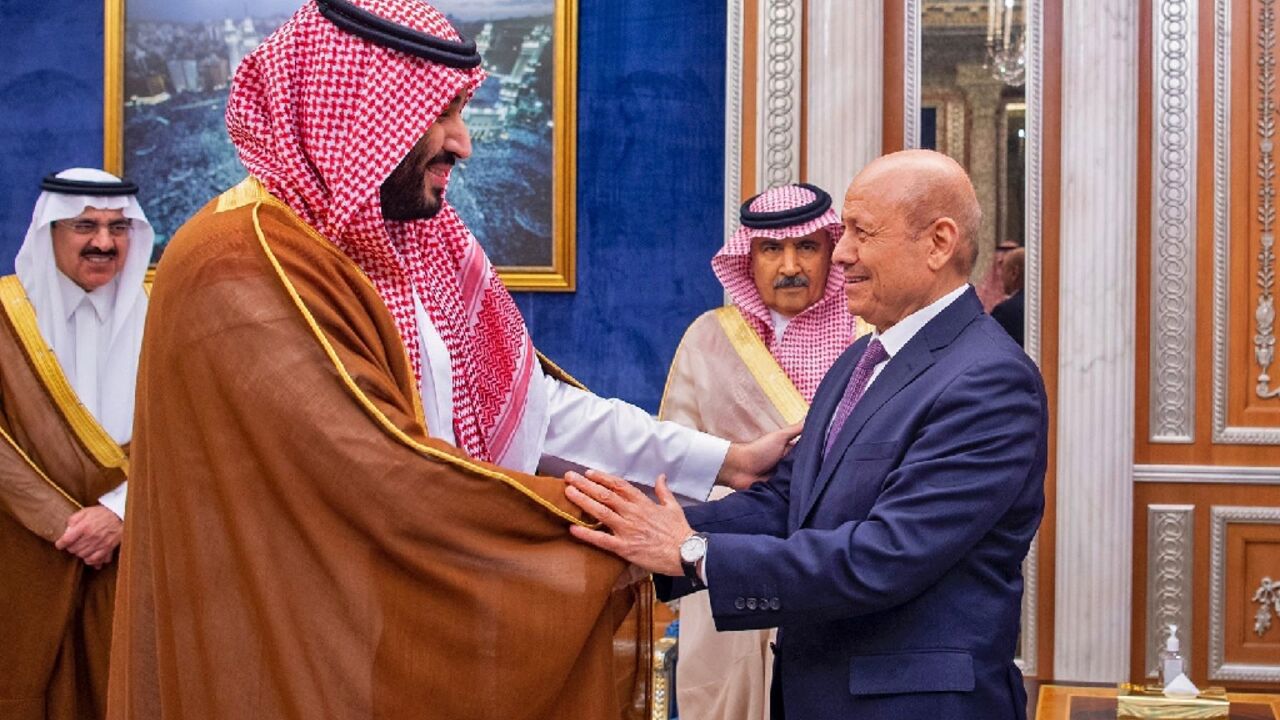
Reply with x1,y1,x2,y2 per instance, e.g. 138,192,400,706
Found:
1134,0,1280,685
1133,484,1280,689
1221,0,1280,440
1149,0,1198,444
1209,506,1280,681
1137,0,1280,465
1145,504,1195,679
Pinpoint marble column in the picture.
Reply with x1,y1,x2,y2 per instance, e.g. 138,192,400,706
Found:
956,63,1005,284
806,1,883,197
1054,0,1138,682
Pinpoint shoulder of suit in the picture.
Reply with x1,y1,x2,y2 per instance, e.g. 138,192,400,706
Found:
953,317,1044,385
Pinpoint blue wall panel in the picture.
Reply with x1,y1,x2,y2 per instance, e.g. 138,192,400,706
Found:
0,0,725,413
0,1,106,250
515,2,726,411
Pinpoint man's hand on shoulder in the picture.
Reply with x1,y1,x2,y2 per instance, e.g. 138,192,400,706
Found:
716,422,803,491
55,505,123,569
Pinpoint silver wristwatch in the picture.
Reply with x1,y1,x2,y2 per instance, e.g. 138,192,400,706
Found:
679,532,708,585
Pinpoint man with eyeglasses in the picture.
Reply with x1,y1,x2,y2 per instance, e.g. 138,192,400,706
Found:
0,167,153,719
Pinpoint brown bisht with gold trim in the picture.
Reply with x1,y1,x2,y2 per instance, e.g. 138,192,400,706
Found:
106,179,651,720
0,276,128,720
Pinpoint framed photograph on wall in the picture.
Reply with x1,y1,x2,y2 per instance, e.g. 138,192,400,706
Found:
103,0,577,291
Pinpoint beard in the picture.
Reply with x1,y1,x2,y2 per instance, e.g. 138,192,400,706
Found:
380,149,456,221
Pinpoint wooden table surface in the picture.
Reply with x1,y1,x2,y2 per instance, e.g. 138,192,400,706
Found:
1034,684,1280,720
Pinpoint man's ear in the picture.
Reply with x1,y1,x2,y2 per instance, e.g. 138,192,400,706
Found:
925,216,960,272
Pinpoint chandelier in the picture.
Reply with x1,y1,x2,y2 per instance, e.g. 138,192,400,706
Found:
985,0,1026,87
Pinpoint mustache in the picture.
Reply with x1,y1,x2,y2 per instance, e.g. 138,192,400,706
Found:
774,275,810,289
428,151,459,168
80,247,118,259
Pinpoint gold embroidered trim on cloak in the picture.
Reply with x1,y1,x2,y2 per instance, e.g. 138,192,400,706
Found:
0,276,129,475
712,305,809,425
245,192,595,527
218,179,585,409
217,178,429,428
537,351,586,390
216,176,269,213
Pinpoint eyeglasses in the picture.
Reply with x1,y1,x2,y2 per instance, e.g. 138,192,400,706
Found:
54,219,133,237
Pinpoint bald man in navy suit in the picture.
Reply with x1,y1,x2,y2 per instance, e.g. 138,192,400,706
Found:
565,149,1047,720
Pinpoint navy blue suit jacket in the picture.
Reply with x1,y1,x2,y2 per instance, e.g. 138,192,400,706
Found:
659,288,1047,719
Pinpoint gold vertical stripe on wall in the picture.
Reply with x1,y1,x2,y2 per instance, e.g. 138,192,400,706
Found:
103,0,124,175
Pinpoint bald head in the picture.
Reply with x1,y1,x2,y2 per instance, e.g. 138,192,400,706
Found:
852,150,981,274
833,149,982,331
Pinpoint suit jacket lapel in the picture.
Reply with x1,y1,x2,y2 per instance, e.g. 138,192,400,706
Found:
799,342,934,524
797,288,984,525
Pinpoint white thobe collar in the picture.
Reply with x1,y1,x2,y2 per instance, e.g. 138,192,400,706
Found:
769,309,793,339
56,271,115,324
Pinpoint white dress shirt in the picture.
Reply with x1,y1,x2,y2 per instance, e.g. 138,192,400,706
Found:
411,288,729,502
862,284,969,389
769,309,792,340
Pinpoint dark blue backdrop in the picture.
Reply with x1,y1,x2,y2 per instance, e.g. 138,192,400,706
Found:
0,1,725,412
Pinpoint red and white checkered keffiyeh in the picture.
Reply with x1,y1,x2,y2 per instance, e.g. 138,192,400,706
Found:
226,0,535,463
712,185,856,401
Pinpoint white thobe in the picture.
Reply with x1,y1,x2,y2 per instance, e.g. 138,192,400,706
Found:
54,273,128,518
769,309,792,340
411,290,728,501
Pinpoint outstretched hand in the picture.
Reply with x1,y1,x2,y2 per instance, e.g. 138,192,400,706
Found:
716,421,803,491
564,470,692,577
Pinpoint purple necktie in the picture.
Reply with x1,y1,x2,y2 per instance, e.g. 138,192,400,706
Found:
823,339,889,457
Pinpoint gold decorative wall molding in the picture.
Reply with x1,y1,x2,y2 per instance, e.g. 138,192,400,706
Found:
1146,505,1194,678
1212,0,1280,442
1256,0,1280,398
1208,505,1280,682
1136,463,1280,484
723,0,745,240
1150,0,1198,443
756,0,803,189
1254,576,1280,636
904,0,922,148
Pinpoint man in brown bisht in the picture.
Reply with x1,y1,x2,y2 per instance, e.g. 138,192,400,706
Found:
107,1,792,719
1,168,152,719
661,183,865,720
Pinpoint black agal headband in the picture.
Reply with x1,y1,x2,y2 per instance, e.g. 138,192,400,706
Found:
739,183,833,230
316,0,482,69
40,173,138,196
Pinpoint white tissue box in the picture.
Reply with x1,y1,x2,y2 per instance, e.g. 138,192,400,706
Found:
1116,683,1230,719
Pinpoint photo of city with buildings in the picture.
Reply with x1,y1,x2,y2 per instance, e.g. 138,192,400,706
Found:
439,4,556,268
121,0,559,268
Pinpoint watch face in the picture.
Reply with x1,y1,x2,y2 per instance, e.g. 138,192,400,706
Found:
679,535,706,563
